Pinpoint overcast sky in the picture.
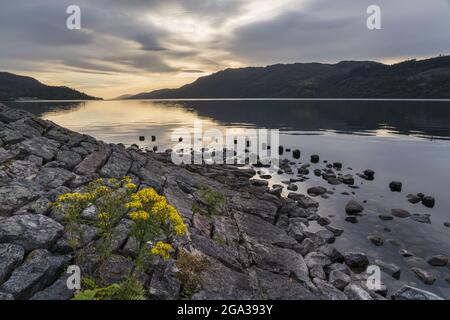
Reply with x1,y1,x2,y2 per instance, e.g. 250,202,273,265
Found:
1,0,450,98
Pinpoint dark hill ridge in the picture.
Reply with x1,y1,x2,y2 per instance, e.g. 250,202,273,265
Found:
0,72,100,101
128,56,450,99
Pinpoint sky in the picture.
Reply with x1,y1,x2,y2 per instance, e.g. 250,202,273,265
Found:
1,0,450,99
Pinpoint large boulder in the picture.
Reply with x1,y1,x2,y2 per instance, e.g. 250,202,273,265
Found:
34,167,75,189
0,244,25,284
99,151,131,178
0,214,64,251
0,249,70,300
74,151,108,175
0,185,38,216
16,136,60,162
345,200,364,215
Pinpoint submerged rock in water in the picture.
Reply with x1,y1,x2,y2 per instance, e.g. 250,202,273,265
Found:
391,208,411,218
426,255,448,267
344,252,369,272
421,196,435,208
406,194,421,204
392,285,444,300
345,200,364,215
411,267,436,285
389,181,402,192
410,213,431,224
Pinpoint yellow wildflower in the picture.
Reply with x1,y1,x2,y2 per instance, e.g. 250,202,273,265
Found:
129,210,150,221
108,178,117,184
95,186,110,195
125,183,137,191
125,200,143,209
122,176,132,184
150,241,172,260
98,212,110,220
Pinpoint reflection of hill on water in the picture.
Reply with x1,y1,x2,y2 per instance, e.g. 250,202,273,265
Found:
164,100,450,140
3,101,86,117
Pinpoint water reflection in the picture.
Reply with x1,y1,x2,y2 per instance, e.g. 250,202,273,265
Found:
6,99,450,140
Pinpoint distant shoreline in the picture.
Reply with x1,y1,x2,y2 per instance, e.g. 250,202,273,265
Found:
5,98,450,103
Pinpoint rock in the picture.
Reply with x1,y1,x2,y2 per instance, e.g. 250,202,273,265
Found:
309,264,326,280
307,186,327,197
260,174,272,180
324,225,344,237
345,216,358,224
313,278,348,300
0,185,38,216
375,259,401,279
343,284,373,300
332,162,342,170
304,252,332,269
110,219,134,252
392,285,443,300
292,150,301,159
251,267,318,300
0,214,64,252
56,150,82,169
100,151,131,178
316,230,335,244
35,167,75,189
251,179,269,187
269,185,283,196
287,193,319,209
235,213,297,249
251,243,312,289
444,222,450,228
426,255,448,267
74,151,108,175
363,169,375,180
340,174,354,185
421,196,435,208
30,274,74,300
329,270,351,290
286,222,305,243
410,213,431,224
0,249,70,299
368,235,384,246
0,244,25,284
317,216,331,226
345,200,364,215
310,155,319,163
406,194,421,204
148,260,181,300
287,184,298,191
17,136,60,162
327,177,342,185
399,249,414,258
389,181,402,192
404,256,429,269
379,215,394,221
296,238,316,256
411,267,436,285
0,292,14,300
344,252,369,272
391,208,411,218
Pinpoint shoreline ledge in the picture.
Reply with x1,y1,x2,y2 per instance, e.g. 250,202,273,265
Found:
0,103,443,300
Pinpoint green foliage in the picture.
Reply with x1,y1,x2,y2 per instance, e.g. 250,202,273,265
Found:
194,186,225,216
72,277,145,300
212,234,226,246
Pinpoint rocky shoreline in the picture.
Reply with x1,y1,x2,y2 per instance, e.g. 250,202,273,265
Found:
0,103,445,300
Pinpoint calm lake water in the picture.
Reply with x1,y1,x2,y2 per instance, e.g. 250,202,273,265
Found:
5,99,450,298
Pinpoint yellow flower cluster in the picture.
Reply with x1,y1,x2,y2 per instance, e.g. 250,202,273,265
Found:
125,183,137,191
150,241,172,260
56,192,94,204
95,186,110,194
98,212,110,220
126,187,187,237
123,176,133,184
129,210,149,221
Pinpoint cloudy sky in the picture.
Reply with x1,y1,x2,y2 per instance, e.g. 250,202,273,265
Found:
1,0,450,98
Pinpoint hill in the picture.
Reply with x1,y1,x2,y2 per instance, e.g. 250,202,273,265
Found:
0,72,100,101
128,56,450,99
